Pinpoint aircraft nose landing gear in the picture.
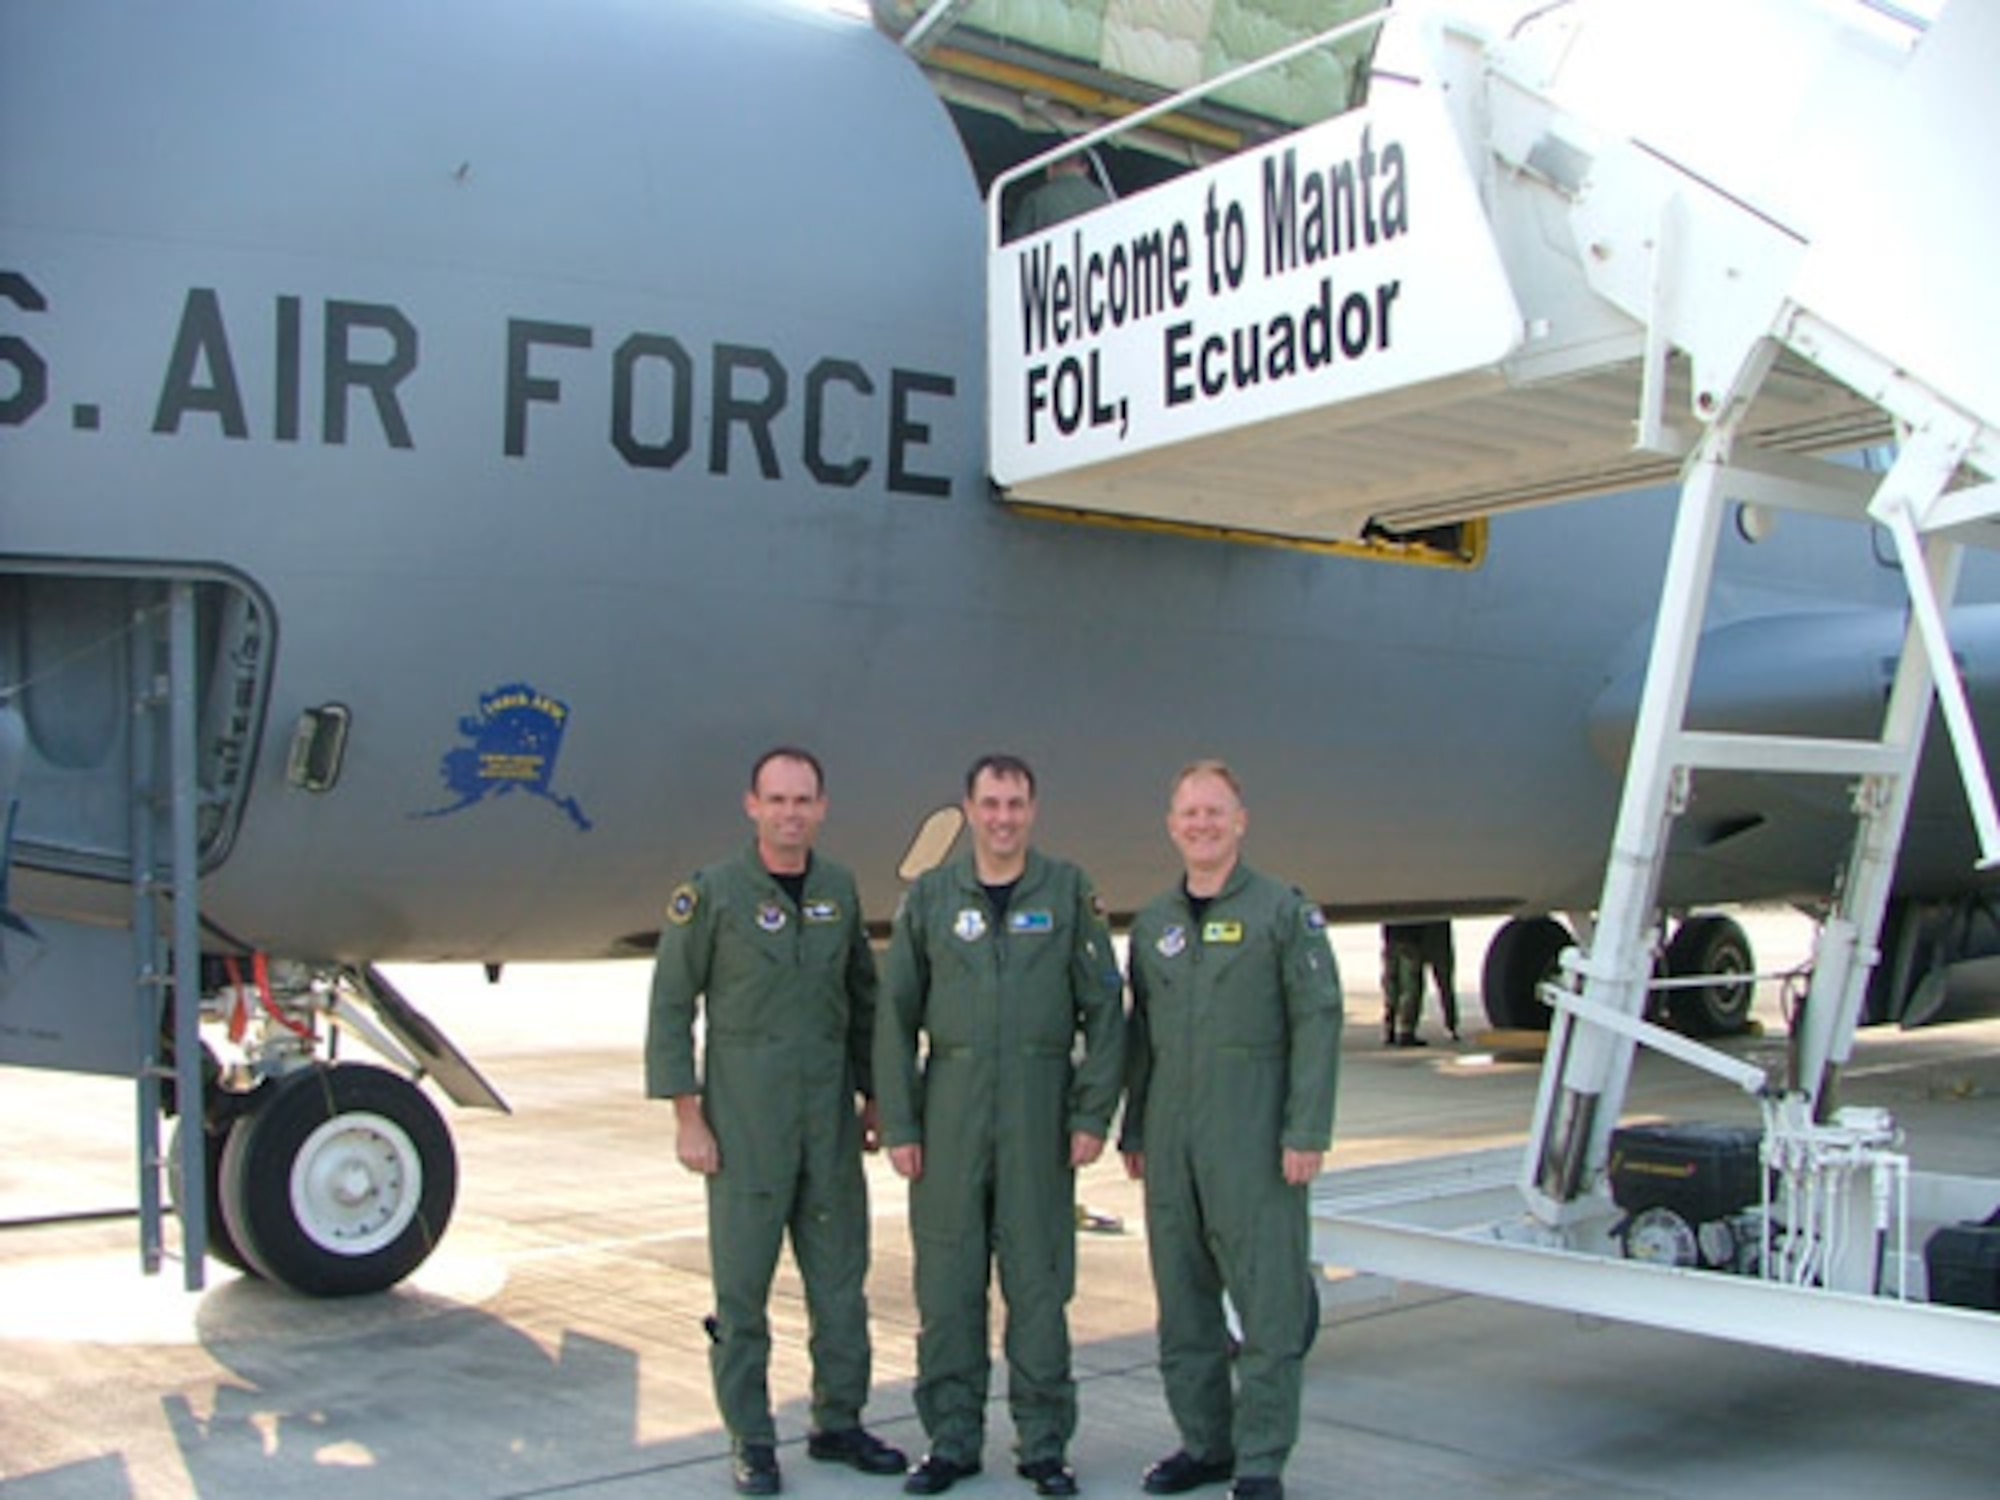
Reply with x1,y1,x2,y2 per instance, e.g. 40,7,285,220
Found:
218,1063,457,1296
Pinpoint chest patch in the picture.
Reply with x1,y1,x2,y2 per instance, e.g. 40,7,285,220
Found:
1009,909,1053,934
803,900,841,924
1156,924,1188,959
953,907,989,942
1202,920,1244,945
756,902,788,933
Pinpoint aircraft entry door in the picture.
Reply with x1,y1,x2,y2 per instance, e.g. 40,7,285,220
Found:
0,567,272,1075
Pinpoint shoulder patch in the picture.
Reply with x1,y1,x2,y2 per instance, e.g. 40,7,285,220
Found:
1303,905,1327,931
666,883,699,925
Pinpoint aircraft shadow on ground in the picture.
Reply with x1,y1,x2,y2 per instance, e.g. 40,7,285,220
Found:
154,1275,724,1497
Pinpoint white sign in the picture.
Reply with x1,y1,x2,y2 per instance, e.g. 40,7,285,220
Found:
989,88,1523,487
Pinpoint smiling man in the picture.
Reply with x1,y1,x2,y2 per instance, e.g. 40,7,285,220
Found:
1120,760,1343,1500
646,746,904,1495
876,753,1125,1498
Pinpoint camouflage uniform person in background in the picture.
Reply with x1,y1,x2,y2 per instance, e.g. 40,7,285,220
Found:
1382,920,1458,1045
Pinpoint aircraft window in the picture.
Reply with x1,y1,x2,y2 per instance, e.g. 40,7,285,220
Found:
286,704,352,793
898,804,964,881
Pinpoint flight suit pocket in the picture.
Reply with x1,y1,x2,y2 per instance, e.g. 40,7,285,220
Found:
707,1041,792,1192
912,1051,977,1239
909,1153,971,1244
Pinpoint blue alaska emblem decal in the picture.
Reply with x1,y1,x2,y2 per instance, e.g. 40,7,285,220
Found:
416,683,592,830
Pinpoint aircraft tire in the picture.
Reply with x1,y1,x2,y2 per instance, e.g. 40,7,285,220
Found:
218,1063,456,1297
168,1116,254,1274
1480,916,1571,1031
1663,915,1755,1036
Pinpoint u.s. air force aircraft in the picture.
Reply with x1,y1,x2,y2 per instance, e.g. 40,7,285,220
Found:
3,0,1997,1330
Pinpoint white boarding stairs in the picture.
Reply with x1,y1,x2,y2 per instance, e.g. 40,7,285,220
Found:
985,0,2000,1384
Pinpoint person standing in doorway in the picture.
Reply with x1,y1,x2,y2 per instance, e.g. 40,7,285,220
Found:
1005,149,1109,240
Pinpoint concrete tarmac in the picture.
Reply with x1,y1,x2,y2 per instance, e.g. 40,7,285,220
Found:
3,915,1998,1498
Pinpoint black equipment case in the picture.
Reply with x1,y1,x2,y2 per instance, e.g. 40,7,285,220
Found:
1608,1122,1764,1223
1924,1208,2000,1312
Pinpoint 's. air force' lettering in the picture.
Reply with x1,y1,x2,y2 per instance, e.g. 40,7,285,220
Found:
504,319,954,496
152,289,418,447
0,271,957,497
0,270,50,428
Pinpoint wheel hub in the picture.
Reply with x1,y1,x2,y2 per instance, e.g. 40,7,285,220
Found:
289,1110,423,1255
329,1159,379,1209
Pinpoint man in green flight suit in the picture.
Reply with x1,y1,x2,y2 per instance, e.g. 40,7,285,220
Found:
646,747,906,1495
1004,150,1109,241
876,754,1125,1498
1121,761,1343,1500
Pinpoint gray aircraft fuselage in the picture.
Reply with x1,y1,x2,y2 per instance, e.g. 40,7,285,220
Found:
3,0,1995,969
